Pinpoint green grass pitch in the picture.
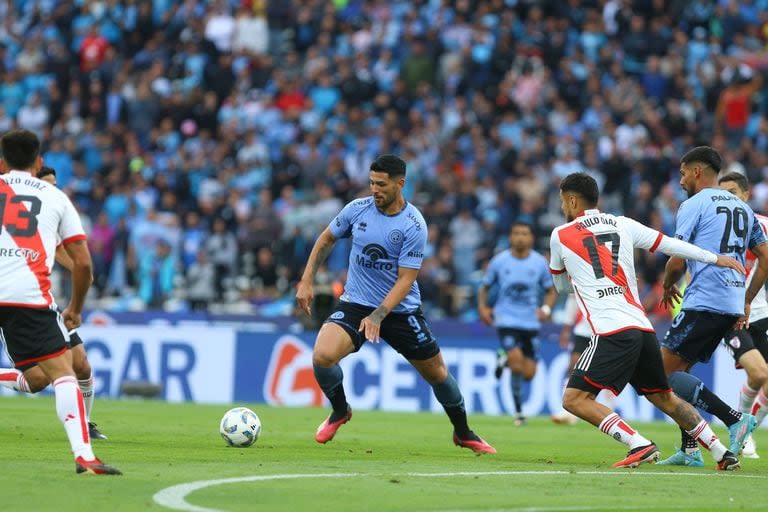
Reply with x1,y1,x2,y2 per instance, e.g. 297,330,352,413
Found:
0,395,765,512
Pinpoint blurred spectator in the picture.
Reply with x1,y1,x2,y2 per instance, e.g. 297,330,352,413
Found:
89,212,116,294
206,217,238,301
0,0,764,318
139,240,176,308
187,249,216,311
716,65,763,145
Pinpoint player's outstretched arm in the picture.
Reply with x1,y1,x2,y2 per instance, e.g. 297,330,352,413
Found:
62,240,93,330
296,227,337,316
654,236,745,275
358,267,418,343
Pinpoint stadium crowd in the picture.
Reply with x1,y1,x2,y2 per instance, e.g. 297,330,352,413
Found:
1,0,767,318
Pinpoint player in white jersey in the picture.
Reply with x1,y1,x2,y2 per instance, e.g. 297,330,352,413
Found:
718,173,768,458
550,172,742,470
0,130,119,475
551,295,615,425
0,167,107,440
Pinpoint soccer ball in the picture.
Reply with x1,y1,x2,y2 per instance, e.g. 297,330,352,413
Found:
220,407,261,447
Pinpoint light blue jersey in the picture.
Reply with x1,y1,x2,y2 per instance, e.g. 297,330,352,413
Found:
675,187,767,315
329,197,427,313
481,250,553,330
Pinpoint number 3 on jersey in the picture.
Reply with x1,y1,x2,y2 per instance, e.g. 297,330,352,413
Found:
0,193,42,237
582,233,620,279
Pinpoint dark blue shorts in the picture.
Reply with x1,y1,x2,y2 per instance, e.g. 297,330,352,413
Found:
662,309,740,364
723,317,768,364
497,328,539,360
325,302,440,360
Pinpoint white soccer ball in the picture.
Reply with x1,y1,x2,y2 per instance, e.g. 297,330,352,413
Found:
220,407,261,447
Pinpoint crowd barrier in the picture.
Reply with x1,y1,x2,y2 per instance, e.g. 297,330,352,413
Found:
0,312,746,422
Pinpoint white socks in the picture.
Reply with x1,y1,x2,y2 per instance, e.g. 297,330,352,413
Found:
751,388,768,426
599,412,650,449
739,383,759,414
53,376,94,461
686,419,727,461
78,372,94,421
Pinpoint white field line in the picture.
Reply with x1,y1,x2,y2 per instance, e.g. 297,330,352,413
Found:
153,470,766,512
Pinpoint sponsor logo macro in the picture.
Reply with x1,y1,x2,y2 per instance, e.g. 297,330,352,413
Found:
356,244,394,270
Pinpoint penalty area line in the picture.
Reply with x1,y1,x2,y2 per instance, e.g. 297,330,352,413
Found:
153,470,767,512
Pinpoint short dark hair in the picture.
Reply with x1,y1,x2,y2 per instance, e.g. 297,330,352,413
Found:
718,171,748,193
0,129,40,170
37,166,56,180
560,172,599,207
510,220,534,234
681,146,722,174
370,154,406,178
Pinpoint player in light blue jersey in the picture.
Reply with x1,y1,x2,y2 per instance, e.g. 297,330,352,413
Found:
478,222,556,426
659,146,768,467
296,155,495,454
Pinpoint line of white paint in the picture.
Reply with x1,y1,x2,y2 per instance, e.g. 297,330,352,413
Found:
153,473,361,512
152,470,767,512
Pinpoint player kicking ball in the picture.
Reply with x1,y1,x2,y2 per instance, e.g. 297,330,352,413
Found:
0,167,106,440
550,173,741,470
296,155,495,454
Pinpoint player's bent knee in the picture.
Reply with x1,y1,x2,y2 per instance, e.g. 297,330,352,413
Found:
751,367,768,387
312,324,354,367
24,371,49,393
522,362,536,381
72,354,92,380
410,354,449,385
742,352,768,386
312,350,339,368
667,371,702,404
645,390,675,412
562,388,589,415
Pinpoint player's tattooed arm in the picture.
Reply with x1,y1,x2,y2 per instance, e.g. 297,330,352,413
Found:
302,228,337,280
369,305,390,323
296,228,337,315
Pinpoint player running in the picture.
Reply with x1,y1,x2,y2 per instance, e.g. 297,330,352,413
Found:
550,172,742,470
551,294,615,425
0,167,106,440
718,172,768,458
296,154,495,454
659,147,767,467
478,221,556,426
0,130,119,474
